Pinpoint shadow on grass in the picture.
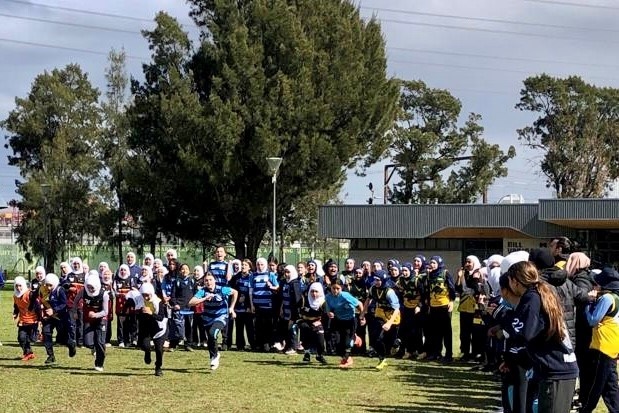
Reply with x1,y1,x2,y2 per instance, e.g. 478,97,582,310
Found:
351,360,501,413
243,358,372,371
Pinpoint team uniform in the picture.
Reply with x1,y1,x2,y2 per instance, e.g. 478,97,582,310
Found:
193,285,235,370
13,277,39,361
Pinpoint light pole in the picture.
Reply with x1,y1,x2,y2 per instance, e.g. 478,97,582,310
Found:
40,183,50,273
266,157,282,260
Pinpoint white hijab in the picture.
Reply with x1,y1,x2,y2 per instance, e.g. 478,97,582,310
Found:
308,282,325,311
14,276,28,297
85,270,101,297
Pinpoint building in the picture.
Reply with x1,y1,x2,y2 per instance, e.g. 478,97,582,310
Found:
0,206,21,245
318,199,619,272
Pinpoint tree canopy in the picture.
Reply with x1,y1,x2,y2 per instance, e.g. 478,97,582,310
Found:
516,74,619,198
126,1,399,259
2,64,103,272
389,80,515,204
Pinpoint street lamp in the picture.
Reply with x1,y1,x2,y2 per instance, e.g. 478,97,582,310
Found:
266,157,282,260
40,183,50,273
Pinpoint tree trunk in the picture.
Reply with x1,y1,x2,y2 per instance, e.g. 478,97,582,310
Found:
245,227,267,263
233,236,247,260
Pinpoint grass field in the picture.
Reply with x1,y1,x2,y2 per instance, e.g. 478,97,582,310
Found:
0,290,608,413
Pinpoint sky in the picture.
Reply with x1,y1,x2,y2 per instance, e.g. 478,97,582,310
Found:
1,0,619,206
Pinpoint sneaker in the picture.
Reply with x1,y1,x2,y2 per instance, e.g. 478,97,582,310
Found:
210,353,221,370
22,353,36,361
118,342,125,348
44,355,56,365
155,368,163,377
202,342,208,348
185,345,194,352
303,352,311,363
339,357,353,368
285,349,297,356
105,343,112,348
272,342,284,352
163,340,170,348
297,344,304,351
68,343,77,358
144,351,152,365
94,366,104,372
316,355,328,365
375,359,388,370
417,352,428,360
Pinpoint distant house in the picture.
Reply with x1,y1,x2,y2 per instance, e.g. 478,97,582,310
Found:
318,199,619,272
0,206,20,244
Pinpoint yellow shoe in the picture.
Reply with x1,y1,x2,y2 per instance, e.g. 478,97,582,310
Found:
375,359,388,371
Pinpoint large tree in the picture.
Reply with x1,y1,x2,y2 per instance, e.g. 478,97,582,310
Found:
2,64,103,272
127,1,398,259
516,74,619,198
98,48,132,264
389,80,515,204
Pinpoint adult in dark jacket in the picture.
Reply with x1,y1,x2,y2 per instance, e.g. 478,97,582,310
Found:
491,261,579,413
529,248,589,349
565,253,595,372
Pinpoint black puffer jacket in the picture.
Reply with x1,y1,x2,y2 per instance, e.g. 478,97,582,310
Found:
571,269,595,356
540,267,589,349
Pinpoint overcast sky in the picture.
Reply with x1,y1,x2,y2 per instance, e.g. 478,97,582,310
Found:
1,0,618,206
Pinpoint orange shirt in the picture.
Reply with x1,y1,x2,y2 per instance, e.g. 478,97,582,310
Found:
14,291,39,325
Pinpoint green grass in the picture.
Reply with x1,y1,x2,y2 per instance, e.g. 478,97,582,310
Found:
0,291,607,413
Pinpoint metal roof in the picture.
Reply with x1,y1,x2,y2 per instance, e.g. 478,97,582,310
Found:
536,199,619,229
319,203,574,239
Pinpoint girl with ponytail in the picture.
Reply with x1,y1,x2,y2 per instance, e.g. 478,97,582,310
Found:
491,261,578,413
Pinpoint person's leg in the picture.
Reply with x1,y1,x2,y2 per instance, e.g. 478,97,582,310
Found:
538,378,576,413
581,349,618,413
94,322,106,368
153,335,164,373
234,313,244,350
601,357,619,413
183,314,193,350
459,312,473,358
206,323,219,360
17,326,28,355
440,307,453,360
116,316,125,346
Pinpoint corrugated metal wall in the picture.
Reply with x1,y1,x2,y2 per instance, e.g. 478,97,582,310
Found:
319,204,571,239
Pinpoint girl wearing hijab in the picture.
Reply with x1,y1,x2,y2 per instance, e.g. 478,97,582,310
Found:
101,269,115,347
72,271,109,371
456,255,488,362
191,265,207,348
491,261,578,413
325,278,363,368
40,273,73,364
578,268,619,413
349,267,369,355
113,264,138,348
188,272,238,371
297,282,328,364
30,266,47,342
134,283,167,376
395,262,425,359
424,255,456,362
278,264,303,355
13,276,39,361
361,270,401,370
229,259,254,351
250,258,279,352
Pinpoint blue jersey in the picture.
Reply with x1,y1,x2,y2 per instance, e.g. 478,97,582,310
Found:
194,286,232,325
208,261,228,287
250,272,279,310
325,292,360,321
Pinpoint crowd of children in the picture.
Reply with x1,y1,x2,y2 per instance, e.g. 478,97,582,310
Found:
8,240,619,413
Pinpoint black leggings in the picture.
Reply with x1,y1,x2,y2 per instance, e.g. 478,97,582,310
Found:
368,318,398,360
331,318,356,359
298,319,325,355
